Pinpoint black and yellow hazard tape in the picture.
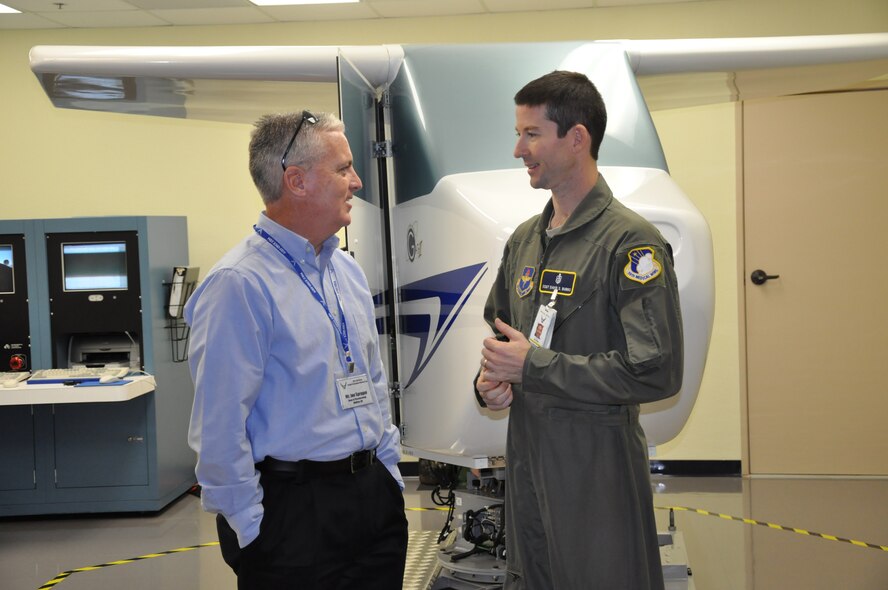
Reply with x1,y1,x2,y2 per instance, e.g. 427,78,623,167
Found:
37,542,220,589
657,505,888,553
36,511,445,588
38,504,886,589
406,506,451,511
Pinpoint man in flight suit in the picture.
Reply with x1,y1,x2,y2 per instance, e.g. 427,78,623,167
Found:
475,71,684,589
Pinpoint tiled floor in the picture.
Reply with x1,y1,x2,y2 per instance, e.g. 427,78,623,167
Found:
1,476,887,590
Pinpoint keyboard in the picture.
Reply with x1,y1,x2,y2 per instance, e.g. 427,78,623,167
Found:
28,367,131,384
2,371,31,388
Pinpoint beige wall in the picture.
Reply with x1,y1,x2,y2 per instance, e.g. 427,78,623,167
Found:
1,0,885,461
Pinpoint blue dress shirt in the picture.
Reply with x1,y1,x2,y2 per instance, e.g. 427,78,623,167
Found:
186,213,403,548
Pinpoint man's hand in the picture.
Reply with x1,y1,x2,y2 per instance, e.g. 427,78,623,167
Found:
476,370,513,411
481,318,531,385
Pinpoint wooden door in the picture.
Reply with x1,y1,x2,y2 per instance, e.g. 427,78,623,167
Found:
743,89,888,475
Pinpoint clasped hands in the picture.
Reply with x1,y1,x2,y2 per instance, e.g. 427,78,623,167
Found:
476,318,531,411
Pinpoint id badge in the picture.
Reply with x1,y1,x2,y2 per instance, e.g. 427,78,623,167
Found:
528,305,556,349
336,373,372,409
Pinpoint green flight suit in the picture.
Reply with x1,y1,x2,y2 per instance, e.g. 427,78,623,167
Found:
483,174,684,589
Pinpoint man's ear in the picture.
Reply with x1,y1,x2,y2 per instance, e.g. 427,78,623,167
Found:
572,124,590,151
283,166,307,195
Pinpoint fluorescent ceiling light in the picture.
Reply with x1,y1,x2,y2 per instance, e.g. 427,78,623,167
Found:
250,0,360,5
0,3,22,14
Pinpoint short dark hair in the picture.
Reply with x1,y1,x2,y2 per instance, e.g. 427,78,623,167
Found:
514,70,607,160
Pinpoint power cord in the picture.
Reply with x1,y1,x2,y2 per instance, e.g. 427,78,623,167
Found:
427,462,461,544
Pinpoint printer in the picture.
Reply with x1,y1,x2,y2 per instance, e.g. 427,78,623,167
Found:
67,334,141,370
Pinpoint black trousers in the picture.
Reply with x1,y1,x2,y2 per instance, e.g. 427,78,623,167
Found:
217,461,408,590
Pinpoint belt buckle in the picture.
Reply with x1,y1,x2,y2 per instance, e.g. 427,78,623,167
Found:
350,452,361,473
349,450,375,473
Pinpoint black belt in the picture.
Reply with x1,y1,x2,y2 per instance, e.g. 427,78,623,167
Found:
257,449,377,477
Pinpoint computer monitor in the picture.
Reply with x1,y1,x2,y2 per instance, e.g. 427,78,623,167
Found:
0,244,13,294
61,241,128,292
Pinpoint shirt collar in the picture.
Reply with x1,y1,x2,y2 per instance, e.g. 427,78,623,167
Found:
536,174,614,236
256,212,341,269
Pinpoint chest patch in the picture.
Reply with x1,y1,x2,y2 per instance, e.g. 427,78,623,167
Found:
539,269,576,296
516,266,535,298
624,247,662,284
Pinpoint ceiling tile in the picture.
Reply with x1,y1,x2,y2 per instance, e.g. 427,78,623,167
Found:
0,0,726,29
258,2,378,22
0,13,66,28
35,8,169,26
481,0,599,12
126,0,246,8
4,0,138,11
150,7,274,25
367,0,486,18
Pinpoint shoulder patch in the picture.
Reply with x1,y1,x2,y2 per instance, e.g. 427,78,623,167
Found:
624,247,662,284
516,266,535,298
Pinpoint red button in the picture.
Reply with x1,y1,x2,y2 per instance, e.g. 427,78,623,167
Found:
9,354,26,371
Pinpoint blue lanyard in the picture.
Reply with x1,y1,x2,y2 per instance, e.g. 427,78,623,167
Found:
253,225,355,373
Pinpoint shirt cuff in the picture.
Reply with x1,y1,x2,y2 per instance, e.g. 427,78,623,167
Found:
384,462,405,491
221,502,264,548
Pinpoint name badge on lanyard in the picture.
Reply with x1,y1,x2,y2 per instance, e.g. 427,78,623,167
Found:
336,374,373,409
528,290,558,349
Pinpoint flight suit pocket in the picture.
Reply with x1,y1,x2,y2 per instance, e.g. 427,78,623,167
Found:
621,296,662,366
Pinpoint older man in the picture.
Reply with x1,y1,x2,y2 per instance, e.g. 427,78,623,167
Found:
187,111,407,590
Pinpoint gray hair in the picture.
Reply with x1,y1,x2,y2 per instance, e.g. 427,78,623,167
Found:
248,111,345,204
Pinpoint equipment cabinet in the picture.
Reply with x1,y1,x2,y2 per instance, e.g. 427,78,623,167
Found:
0,216,195,516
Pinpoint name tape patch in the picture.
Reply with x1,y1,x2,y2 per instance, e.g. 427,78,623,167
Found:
539,270,576,296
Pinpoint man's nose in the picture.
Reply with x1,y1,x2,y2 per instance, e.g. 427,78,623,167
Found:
513,138,525,159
